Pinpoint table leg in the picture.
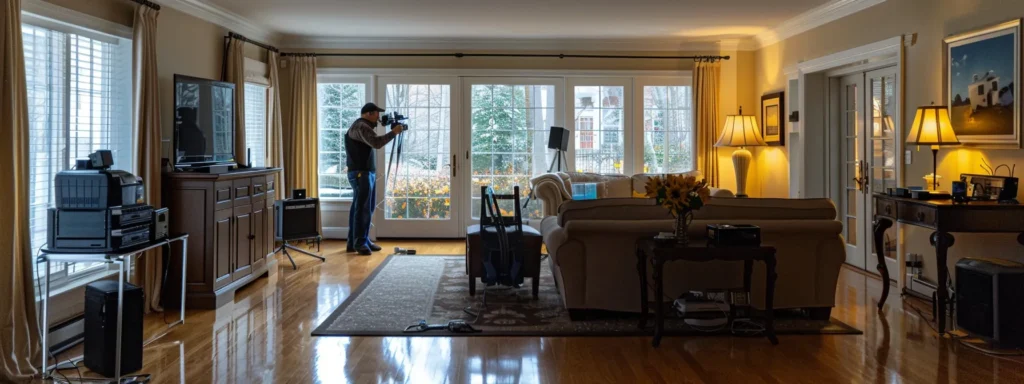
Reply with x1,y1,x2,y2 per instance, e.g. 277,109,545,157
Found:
115,259,125,382
873,217,894,309
652,257,665,347
180,237,188,324
930,231,955,334
764,254,779,345
41,259,51,379
532,275,539,299
637,245,648,329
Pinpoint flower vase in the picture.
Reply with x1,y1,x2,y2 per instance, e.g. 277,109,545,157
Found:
674,210,693,245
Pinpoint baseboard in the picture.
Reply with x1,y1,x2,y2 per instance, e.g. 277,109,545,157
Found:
323,226,348,239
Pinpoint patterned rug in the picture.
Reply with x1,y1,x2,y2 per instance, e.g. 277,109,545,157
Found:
312,255,861,337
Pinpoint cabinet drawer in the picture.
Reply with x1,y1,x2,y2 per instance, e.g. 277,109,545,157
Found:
900,203,937,228
875,198,897,218
251,177,266,202
233,178,251,207
266,175,276,199
215,181,233,211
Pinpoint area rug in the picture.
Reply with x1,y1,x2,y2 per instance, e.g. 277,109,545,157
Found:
312,255,861,337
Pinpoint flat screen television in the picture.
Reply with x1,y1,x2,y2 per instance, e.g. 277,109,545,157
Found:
173,74,235,167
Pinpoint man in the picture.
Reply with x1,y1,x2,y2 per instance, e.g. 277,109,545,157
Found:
346,102,403,255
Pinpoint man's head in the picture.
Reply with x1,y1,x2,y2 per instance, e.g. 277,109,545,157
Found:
360,102,385,124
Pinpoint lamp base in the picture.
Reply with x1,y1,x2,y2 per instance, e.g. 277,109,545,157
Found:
732,148,753,198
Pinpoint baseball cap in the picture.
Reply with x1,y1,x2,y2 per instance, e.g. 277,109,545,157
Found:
361,102,385,114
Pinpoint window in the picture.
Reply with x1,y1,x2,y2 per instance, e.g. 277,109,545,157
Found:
642,85,693,174
244,83,268,167
978,85,985,96
23,22,132,281
317,82,367,198
382,84,453,220
573,85,625,174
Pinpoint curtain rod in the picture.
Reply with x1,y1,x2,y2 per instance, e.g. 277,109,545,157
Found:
227,32,279,53
130,0,161,11
280,52,730,61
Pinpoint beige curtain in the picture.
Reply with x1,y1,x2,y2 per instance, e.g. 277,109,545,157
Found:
131,5,163,313
0,0,42,381
695,60,721,187
225,38,247,165
267,51,286,200
285,56,319,198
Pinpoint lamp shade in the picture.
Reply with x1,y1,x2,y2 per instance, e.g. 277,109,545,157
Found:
905,106,960,146
716,112,766,147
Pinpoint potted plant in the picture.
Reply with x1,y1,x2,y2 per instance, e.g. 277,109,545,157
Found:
644,175,712,245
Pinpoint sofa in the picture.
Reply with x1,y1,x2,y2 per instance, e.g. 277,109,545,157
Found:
529,172,845,319
529,171,735,217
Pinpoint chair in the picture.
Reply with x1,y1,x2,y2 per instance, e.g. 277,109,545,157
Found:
466,186,543,298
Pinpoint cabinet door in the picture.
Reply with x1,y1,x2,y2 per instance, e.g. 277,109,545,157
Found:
233,205,253,281
266,199,276,261
252,203,266,271
214,208,233,290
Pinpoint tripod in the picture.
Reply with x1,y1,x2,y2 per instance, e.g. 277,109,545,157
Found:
274,237,325,270
521,149,566,209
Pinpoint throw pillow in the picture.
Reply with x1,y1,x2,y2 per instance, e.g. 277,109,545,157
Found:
597,178,633,198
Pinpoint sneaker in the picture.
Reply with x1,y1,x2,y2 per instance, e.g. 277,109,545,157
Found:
368,242,382,252
356,246,372,256
346,246,355,252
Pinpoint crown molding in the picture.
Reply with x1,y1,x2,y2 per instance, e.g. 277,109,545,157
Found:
280,36,749,52
22,0,133,39
753,0,886,50
159,0,279,44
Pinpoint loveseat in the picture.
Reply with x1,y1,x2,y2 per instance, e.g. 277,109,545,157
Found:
529,172,845,319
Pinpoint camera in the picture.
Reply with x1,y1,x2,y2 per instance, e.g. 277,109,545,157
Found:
380,112,409,132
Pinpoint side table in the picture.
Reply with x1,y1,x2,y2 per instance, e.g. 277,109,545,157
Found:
636,238,778,347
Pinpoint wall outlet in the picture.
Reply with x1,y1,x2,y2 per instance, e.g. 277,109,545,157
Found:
905,150,913,165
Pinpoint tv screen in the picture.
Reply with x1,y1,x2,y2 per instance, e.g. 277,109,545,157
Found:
173,74,235,166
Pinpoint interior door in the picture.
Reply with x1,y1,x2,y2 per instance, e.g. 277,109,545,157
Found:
462,77,563,227
866,67,901,278
839,74,867,269
375,77,462,238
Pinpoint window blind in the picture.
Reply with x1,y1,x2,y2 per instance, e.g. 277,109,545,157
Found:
244,83,268,167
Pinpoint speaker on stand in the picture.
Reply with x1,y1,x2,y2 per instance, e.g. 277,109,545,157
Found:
274,194,326,269
522,127,570,210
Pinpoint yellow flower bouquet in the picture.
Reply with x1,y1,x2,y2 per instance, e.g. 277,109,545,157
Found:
644,175,712,244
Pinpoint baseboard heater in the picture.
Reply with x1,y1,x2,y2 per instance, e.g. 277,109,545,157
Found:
905,273,937,301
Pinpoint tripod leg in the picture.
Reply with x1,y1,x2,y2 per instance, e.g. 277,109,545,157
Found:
282,248,297,270
285,244,326,261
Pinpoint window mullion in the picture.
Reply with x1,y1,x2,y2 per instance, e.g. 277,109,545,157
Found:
63,33,71,171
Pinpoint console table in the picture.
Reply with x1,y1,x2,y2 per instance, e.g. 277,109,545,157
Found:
872,194,1024,334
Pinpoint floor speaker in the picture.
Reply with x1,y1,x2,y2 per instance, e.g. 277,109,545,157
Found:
84,280,144,377
276,198,320,241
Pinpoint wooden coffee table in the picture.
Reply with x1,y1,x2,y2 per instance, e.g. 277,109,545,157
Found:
635,238,778,347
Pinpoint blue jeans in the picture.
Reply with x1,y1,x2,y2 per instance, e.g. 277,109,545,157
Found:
346,171,376,250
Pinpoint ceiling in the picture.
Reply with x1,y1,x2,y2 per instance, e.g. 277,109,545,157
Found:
204,0,834,44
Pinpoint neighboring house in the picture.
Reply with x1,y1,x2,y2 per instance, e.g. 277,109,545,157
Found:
968,73,1001,111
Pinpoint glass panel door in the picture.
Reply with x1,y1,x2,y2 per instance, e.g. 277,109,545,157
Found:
463,78,562,224
375,77,461,238
567,78,632,174
840,73,867,269
866,67,900,279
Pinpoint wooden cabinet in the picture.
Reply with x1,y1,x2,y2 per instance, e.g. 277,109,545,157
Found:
164,168,281,309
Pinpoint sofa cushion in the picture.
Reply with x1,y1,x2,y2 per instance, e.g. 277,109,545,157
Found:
597,178,633,198
631,171,704,195
558,198,671,226
694,198,837,220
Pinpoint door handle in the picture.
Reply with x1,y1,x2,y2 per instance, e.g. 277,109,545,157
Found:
451,155,457,178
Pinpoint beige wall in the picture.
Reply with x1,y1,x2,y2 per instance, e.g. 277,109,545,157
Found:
754,0,1024,280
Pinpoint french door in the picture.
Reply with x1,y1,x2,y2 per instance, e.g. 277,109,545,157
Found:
462,78,563,226
374,77,463,237
838,67,900,276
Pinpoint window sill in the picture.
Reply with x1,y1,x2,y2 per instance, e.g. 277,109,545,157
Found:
35,269,118,303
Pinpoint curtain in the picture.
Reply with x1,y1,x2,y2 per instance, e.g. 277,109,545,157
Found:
0,0,42,381
225,37,247,165
695,60,721,187
267,51,285,200
131,5,163,313
285,56,319,198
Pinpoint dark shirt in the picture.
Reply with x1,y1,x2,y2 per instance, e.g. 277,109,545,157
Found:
344,118,396,172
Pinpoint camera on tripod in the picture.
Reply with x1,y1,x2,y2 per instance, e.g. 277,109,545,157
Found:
380,112,409,132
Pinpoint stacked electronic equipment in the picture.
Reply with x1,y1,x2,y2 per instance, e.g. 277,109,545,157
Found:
47,150,160,252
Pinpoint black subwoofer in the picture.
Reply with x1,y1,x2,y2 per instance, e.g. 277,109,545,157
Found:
275,198,320,241
956,258,1024,348
84,280,144,377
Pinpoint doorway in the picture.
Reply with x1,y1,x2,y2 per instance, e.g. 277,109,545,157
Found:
832,66,900,274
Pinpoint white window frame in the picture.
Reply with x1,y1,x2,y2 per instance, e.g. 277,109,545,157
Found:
565,77,634,174
633,76,695,175
243,83,269,168
315,75,372,201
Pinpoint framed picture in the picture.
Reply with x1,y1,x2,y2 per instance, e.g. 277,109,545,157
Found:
945,19,1021,147
761,92,784,146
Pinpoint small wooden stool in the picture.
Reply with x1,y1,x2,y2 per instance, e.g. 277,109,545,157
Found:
465,224,543,298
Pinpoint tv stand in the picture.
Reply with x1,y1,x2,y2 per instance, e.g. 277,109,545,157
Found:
182,164,232,174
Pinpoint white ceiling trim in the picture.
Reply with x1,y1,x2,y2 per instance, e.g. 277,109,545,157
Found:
280,36,741,52
751,0,887,50
159,0,279,44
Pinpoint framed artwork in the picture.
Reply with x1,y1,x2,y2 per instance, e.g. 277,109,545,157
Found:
945,19,1021,147
761,92,784,146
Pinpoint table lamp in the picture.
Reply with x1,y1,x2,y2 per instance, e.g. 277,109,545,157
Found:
715,107,766,198
905,105,960,191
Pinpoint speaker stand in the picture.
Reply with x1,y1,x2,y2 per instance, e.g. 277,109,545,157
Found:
521,150,567,210
274,240,326,270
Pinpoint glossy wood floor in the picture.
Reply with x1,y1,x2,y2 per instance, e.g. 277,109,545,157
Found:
49,240,1024,384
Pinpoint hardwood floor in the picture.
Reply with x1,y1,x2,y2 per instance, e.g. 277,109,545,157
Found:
48,239,1024,384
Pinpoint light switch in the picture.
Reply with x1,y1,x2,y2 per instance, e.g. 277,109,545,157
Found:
905,150,913,165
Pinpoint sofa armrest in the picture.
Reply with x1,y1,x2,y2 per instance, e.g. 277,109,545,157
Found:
531,173,571,217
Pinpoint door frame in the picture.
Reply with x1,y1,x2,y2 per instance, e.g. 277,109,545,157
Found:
373,76,463,238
